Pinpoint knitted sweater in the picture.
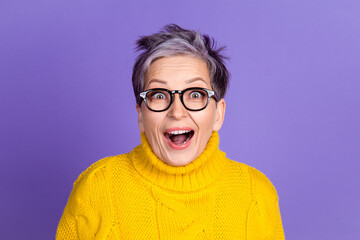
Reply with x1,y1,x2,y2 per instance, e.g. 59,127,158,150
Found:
56,132,285,239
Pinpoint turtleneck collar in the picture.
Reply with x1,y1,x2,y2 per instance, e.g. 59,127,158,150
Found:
130,131,228,192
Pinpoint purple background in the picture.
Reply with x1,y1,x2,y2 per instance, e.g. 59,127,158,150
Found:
1,0,359,239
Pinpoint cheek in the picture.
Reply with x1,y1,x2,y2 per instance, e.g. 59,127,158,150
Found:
142,110,164,132
191,108,217,131
142,113,160,148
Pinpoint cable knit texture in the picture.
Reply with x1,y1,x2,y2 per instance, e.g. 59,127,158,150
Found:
56,132,285,239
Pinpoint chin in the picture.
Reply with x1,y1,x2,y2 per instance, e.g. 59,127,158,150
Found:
164,153,194,167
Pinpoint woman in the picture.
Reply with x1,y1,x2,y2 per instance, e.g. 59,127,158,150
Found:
56,24,285,239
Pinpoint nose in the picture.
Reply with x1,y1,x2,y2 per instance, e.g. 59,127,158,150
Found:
168,93,187,119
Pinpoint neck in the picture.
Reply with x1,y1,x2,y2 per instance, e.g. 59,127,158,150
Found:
130,131,228,192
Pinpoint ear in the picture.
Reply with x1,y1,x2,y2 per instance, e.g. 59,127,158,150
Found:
213,98,226,131
136,104,145,132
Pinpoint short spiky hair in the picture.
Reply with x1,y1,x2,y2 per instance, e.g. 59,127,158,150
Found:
132,24,229,106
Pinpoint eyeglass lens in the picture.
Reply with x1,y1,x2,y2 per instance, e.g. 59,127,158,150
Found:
145,89,209,111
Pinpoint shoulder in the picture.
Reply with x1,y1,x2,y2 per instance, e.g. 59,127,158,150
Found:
226,159,279,201
247,165,279,200
73,153,130,188
68,154,130,207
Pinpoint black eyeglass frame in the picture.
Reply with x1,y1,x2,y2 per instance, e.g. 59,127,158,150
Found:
139,87,218,112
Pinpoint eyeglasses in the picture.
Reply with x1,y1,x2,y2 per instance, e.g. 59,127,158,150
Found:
139,87,218,112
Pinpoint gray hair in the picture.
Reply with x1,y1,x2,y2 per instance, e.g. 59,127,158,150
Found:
132,24,229,106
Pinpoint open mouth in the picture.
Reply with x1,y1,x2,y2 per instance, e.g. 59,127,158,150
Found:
164,129,195,146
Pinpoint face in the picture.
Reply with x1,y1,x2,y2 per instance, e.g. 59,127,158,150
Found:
136,55,226,166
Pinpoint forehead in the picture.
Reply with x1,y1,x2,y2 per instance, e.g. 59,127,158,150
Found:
145,55,211,88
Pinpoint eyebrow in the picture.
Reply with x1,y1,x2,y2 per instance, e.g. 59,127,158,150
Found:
147,79,167,86
186,78,208,85
147,77,208,86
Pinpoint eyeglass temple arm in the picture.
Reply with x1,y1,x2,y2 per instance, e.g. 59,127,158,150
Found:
207,90,219,101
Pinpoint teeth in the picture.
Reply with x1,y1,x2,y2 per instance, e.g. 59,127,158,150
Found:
168,130,190,135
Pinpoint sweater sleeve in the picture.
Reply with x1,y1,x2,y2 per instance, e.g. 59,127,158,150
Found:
56,159,113,239
247,166,285,240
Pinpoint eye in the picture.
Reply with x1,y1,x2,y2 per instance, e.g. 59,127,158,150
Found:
189,91,204,99
149,91,167,100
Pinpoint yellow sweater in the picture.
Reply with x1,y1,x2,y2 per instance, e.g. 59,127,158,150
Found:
56,132,285,239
